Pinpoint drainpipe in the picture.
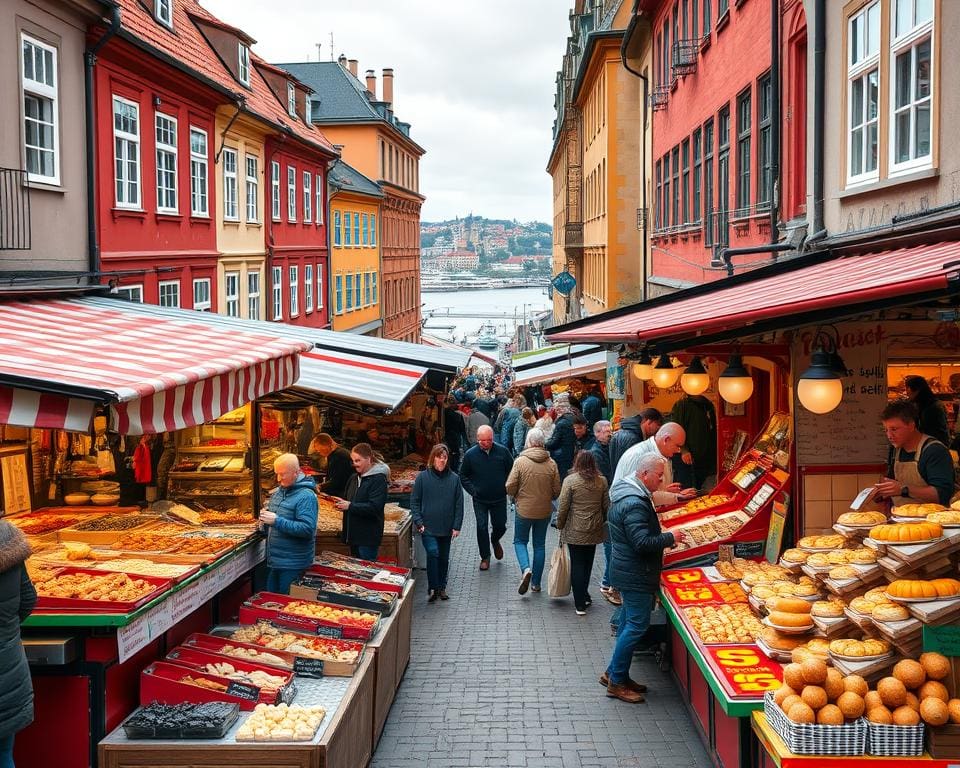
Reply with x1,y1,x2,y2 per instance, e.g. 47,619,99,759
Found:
770,0,781,236
84,2,121,279
813,0,826,236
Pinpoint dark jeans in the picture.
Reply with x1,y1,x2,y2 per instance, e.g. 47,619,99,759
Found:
606,590,655,685
422,534,452,591
350,545,379,561
0,734,13,768
473,498,507,561
265,568,305,595
568,543,597,610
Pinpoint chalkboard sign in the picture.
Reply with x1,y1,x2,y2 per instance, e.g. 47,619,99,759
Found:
315,624,343,640
734,540,765,559
922,624,960,657
279,683,297,706
292,657,325,677
226,681,260,701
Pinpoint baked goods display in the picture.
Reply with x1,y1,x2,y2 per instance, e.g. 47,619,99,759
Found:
764,595,815,631
683,604,764,644
811,599,845,618
713,582,748,603
781,548,809,564
828,638,892,659
37,571,158,603
869,521,943,543
836,511,887,527
199,662,287,693
797,534,846,550
278,601,378,629
667,512,747,550
215,645,291,669
871,602,910,622
752,579,820,600
885,578,960,600
660,494,731,521
229,622,361,662
891,503,947,518
828,566,858,581
12,514,83,535
113,533,233,556
927,510,960,526
235,703,327,742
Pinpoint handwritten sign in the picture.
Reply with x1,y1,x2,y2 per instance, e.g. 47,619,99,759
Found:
293,657,325,677
765,498,788,564
705,645,783,699
315,624,343,640
226,681,260,701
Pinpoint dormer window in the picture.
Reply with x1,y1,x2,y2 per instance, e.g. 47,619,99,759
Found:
155,0,173,28
238,43,250,86
287,82,296,118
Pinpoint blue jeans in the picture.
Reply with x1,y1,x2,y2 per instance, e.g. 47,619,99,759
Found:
265,568,305,595
513,516,549,587
0,733,15,768
350,545,379,561
606,590,655,685
602,538,612,588
422,534,452,591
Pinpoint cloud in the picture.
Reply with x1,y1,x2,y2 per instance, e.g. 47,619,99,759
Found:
200,0,571,223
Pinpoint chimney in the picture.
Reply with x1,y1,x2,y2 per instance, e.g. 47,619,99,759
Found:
365,69,377,97
347,59,358,78
382,68,394,107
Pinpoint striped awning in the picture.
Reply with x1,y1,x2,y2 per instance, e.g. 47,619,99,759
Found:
292,350,428,412
0,296,311,434
511,345,607,387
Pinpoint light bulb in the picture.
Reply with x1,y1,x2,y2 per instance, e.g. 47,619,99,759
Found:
651,354,681,388
680,356,710,395
632,360,653,380
718,354,754,404
797,378,844,414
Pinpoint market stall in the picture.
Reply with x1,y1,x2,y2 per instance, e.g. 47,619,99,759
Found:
511,343,609,410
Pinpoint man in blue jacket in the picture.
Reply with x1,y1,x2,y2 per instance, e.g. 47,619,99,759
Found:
259,453,319,595
460,425,514,571
602,453,680,703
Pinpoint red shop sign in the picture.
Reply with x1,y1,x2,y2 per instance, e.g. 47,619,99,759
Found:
664,581,722,605
661,568,706,586
704,645,783,699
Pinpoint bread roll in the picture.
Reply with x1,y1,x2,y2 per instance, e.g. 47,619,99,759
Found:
769,611,814,628
767,596,813,614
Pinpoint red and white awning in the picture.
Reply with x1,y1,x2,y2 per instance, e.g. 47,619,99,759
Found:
0,296,311,434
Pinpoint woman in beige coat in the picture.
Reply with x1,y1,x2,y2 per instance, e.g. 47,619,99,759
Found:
557,450,609,614
505,428,561,595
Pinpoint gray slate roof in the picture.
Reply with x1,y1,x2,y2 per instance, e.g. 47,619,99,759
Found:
327,159,383,198
276,61,381,122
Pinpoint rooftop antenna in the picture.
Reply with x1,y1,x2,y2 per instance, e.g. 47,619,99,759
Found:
329,32,335,61
315,42,322,61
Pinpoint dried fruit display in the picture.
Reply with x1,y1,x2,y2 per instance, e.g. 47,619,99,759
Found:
180,675,227,692
12,515,82,535
71,515,155,531
122,702,239,739
235,703,326,742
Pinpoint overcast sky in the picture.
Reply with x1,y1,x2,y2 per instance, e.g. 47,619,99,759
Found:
202,0,572,224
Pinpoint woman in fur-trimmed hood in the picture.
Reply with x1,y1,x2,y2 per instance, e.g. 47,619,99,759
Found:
0,520,37,764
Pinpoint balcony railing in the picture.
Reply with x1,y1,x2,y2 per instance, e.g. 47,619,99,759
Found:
649,86,669,111
672,39,700,76
0,168,31,251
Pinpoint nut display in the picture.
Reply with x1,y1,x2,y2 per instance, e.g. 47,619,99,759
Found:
683,604,764,644
235,703,326,742
37,571,157,602
71,514,155,531
12,514,82,535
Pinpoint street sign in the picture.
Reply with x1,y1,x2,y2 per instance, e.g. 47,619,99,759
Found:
551,270,576,296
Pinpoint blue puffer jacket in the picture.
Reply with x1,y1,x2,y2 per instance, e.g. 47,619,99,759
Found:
265,474,319,570
607,476,675,594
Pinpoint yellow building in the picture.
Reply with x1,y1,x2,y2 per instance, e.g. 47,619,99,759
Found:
328,160,384,335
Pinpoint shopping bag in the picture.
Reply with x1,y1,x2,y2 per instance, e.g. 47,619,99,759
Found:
547,543,571,597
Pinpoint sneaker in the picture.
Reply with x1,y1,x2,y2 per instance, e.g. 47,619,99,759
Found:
531,585,541,593
575,608,587,616
492,541,504,560
606,682,644,703
427,590,438,603
585,595,593,607
518,569,532,595
439,589,449,601
599,672,647,693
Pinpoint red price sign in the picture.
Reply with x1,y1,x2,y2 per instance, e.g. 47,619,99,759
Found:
661,568,706,586
705,645,783,699
664,582,721,605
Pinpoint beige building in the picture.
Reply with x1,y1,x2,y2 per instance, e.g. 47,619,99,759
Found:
3,0,106,277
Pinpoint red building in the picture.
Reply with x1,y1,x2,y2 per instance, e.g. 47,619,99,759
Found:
644,0,783,295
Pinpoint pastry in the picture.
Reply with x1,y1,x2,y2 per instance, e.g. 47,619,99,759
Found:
892,503,946,518
827,550,853,565
811,600,845,618
869,521,943,542
781,548,809,563
927,510,960,525
769,610,815,628
887,579,960,599
849,548,878,564
760,627,807,650
792,583,820,597
872,602,910,622
829,566,858,580
830,638,891,657
807,553,832,567
766,596,813,614
798,536,819,548
850,596,878,614
837,511,887,526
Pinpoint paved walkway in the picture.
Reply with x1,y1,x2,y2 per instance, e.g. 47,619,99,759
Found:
371,495,713,768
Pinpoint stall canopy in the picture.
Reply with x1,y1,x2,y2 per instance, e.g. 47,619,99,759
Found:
546,241,960,348
293,350,428,412
420,333,498,366
0,295,311,434
307,329,472,374
512,344,607,387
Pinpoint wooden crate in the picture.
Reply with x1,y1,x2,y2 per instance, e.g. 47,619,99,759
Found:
314,517,413,568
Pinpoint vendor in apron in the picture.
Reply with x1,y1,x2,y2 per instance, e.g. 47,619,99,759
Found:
875,400,955,507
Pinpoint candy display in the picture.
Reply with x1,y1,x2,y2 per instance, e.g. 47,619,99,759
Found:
235,703,326,742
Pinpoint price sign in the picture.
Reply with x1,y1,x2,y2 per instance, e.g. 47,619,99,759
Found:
664,582,721,606
292,657,325,678
315,624,344,640
923,625,960,656
226,681,260,701
661,568,706,586
279,683,297,706
705,645,783,699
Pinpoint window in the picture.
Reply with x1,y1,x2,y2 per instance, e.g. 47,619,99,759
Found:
190,128,208,216
703,0,711,35
757,74,773,208
335,274,343,314
158,280,180,307
287,166,296,221
222,147,238,220
305,264,313,313
662,153,670,228
334,210,342,246
245,155,258,222
155,0,173,27
225,272,240,317
21,35,59,184
691,0,699,40
671,146,680,226
303,171,312,222
155,113,177,212
847,1,880,183
238,44,250,86
287,82,296,117
703,118,715,242
116,285,143,303
719,0,729,18
736,88,752,213
354,271,361,307
271,160,280,220
288,265,298,316
344,211,352,246
364,272,371,306
112,96,140,208
370,214,377,246
193,278,211,311
248,270,261,320
681,139,690,224
692,128,702,222
372,272,378,304
272,266,283,320
316,263,323,309
362,213,369,246
353,213,360,246
316,174,323,225
891,0,933,171
346,273,353,310
655,160,662,229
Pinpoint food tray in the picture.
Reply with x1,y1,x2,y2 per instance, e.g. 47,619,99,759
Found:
867,721,925,756
182,634,300,674
291,576,398,615
829,650,893,663
34,567,172,613
864,536,944,548
764,692,867,755
761,616,815,635
58,515,159,546
141,660,293,711
210,625,363,677
165,646,296,699
239,592,380,641
312,551,411,583
121,702,240,739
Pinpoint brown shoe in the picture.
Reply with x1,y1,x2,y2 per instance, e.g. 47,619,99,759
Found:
492,541,504,560
599,672,647,693
606,681,644,703
479,559,490,571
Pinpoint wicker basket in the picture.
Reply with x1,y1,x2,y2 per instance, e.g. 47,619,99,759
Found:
764,692,867,756
867,721,925,756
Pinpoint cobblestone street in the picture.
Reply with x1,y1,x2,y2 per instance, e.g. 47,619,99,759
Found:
371,495,713,768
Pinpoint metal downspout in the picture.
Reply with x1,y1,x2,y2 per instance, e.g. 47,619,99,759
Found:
621,0,649,303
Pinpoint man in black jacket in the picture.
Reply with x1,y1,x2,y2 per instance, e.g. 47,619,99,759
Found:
602,453,680,703
608,408,663,476
442,395,467,470
310,434,354,498
459,425,514,570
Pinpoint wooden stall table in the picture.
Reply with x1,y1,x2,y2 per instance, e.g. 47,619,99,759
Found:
364,580,406,749
98,654,375,768
314,515,413,568
394,579,414,687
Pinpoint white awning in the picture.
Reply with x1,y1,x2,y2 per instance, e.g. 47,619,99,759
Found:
292,350,427,412
511,345,607,387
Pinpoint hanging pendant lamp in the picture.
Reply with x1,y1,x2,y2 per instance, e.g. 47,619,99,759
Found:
651,354,681,389
718,353,754,404
632,349,654,381
680,356,711,396
797,347,844,414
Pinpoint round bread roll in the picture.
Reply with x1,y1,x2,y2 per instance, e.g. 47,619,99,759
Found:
769,611,814,628
829,566,858,580
843,675,869,697
864,691,883,711
918,680,950,703
801,657,829,686
850,597,877,615
781,694,803,713
806,638,831,654
920,697,949,726
781,548,809,563
807,553,832,567
878,677,908,708
872,603,910,622
868,706,893,724
920,652,951,681
811,600,844,618
824,668,845,701
792,583,820,597
817,704,844,725
849,548,878,564
802,685,828,710
787,702,816,724
798,536,819,548
761,628,806,651
837,511,886,526
893,660,926,690
774,685,797,707
837,691,865,718
947,698,960,724
905,692,921,712
893,705,921,726
783,663,806,691
767,596,813,614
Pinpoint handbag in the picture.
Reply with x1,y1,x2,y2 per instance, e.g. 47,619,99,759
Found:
547,533,571,597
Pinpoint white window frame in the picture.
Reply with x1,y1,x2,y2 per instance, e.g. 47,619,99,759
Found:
305,264,314,313
155,112,178,213
271,160,280,220
354,270,361,307
20,34,60,185
846,2,881,186
112,95,141,208
158,279,180,308
238,44,250,86
287,166,297,221
222,147,238,221
189,127,208,216
287,82,296,117
193,277,211,311
889,0,934,175
247,269,261,320
245,154,259,222
155,0,173,28
303,171,312,223
289,265,299,317
372,271,378,304
272,265,283,321
346,273,353,310
116,284,144,303
225,271,240,317
335,273,343,315
316,263,324,309
315,173,323,225
364,271,371,306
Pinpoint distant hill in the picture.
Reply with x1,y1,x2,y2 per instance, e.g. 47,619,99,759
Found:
421,215,552,260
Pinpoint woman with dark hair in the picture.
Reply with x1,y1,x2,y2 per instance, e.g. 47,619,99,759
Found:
905,375,950,445
411,444,464,602
557,450,610,615
336,442,388,561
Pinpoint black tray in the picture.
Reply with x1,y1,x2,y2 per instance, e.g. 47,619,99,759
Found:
121,702,240,740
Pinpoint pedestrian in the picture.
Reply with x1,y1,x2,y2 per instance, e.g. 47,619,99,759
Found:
513,407,536,456
0,520,36,768
442,395,467,470
545,398,576,480
613,423,697,505
495,395,521,451
309,433,354,498
534,404,554,441
904,375,951,446
459,425,514,570
505,428,561,594
336,443,388,561
260,453,319,594
573,413,595,453
608,407,663,475
556,450,609,615
581,386,603,428
588,420,620,605
465,400,490,447
411,444,464,603
474,388,494,419
603,453,679,703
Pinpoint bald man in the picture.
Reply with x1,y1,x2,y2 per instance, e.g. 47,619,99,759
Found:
612,423,696,507
260,453,319,594
459,424,514,570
